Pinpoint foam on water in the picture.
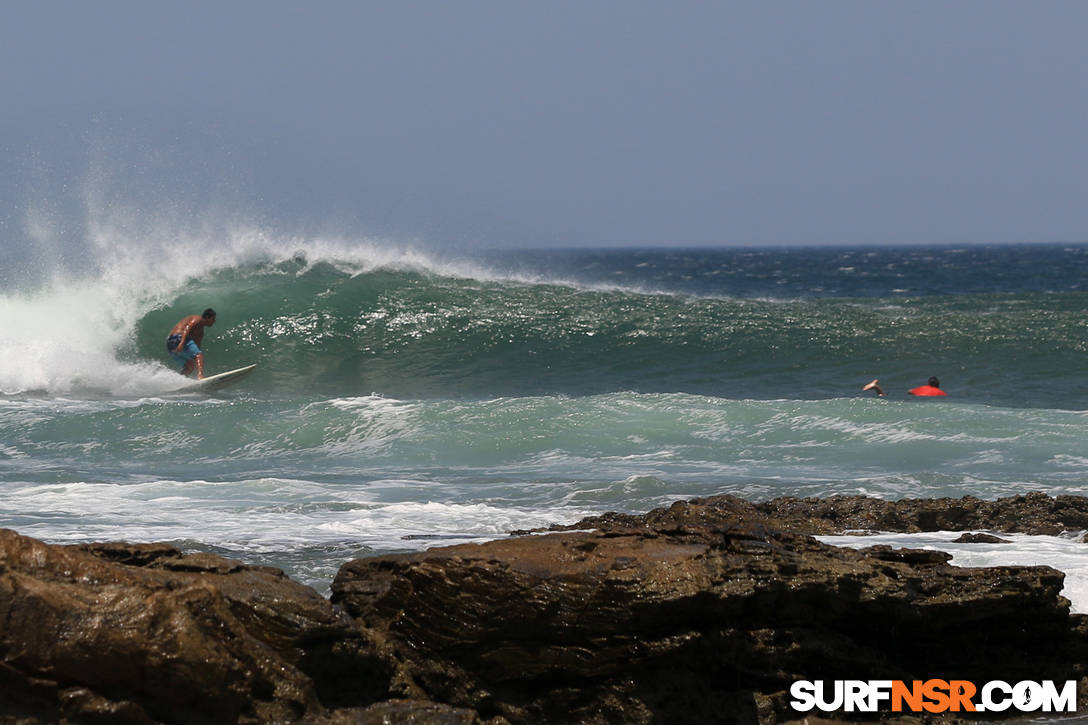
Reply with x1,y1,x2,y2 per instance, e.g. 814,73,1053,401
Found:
2,476,596,590
16,470,1088,604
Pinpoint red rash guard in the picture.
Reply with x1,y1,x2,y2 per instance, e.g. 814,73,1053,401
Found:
908,385,947,396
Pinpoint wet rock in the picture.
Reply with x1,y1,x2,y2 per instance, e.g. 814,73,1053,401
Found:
953,532,1012,544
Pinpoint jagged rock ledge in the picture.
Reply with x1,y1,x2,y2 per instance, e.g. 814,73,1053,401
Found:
2,492,1087,724
525,490,1088,537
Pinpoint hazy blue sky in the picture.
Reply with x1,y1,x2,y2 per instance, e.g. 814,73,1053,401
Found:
3,1,1087,248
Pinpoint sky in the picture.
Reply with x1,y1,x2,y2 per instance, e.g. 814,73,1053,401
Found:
2,1,1088,249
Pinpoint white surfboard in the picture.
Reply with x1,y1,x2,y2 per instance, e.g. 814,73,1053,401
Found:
180,364,257,392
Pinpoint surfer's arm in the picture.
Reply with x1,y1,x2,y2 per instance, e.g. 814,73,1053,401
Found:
862,379,886,396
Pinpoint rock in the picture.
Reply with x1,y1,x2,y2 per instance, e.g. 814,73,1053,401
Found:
0,529,396,724
753,491,1088,536
953,532,1013,544
517,494,767,536
8,490,1088,724
332,521,1088,724
322,699,485,724
549,491,1088,537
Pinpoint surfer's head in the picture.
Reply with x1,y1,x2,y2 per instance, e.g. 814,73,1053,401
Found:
928,376,940,388
202,308,217,325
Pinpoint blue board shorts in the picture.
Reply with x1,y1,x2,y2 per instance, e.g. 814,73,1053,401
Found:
166,334,201,369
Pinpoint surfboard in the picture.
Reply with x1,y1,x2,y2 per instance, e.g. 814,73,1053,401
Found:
180,364,257,392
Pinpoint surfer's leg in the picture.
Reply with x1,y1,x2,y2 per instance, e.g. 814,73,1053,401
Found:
173,340,201,377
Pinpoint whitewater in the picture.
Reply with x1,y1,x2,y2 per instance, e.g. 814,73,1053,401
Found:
2,229,1087,604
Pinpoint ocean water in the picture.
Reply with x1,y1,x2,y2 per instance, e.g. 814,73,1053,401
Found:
2,234,1087,599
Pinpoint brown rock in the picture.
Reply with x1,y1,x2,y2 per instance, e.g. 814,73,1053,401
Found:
332,522,1087,724
322,699,485,724
752,491,1088,536
8,490,1088,724
952,533,1012,544
551,492,1088,537
0,529,393,724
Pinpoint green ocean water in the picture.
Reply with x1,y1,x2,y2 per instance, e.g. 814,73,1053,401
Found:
2,239,1087,590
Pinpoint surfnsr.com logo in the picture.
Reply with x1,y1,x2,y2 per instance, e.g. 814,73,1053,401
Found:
790,679,1077,714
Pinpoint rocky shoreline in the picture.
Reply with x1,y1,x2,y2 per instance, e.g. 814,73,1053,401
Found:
3,492,1088,724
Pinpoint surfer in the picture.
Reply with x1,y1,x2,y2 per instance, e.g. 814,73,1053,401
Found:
909,376,947,397
166,309,216,379
862,376,947,397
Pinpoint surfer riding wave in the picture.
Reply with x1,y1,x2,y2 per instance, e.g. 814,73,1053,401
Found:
166,309,216,379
